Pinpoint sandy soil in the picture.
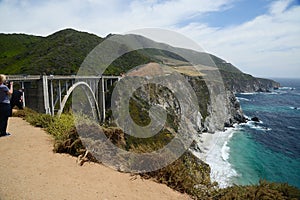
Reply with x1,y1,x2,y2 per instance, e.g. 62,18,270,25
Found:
0,117,190,200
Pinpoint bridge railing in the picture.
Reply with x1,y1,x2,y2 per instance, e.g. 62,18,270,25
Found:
7,75,121,121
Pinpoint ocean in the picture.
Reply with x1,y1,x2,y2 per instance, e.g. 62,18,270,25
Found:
194,78,300,189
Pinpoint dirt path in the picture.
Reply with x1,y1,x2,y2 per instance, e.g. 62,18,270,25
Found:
0,117,190,200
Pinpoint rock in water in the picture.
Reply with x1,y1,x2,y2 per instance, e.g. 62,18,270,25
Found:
251,116,260,122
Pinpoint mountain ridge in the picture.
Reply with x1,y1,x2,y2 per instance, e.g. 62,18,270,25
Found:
0,28,279,93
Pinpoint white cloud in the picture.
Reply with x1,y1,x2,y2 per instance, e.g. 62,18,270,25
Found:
178,1,300,78
269,0,293,15
0,0,233,35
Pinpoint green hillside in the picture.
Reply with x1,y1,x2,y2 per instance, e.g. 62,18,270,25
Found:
0,33,42,74
0,29,243,76
0,28,279,92
0,29,103,74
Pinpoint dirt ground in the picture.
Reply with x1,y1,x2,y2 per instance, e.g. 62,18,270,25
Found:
0,117,190,200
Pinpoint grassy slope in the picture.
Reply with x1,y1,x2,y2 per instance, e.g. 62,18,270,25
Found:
0,33,42,74
0,29,103,75
0,29,253,76
0,29,279,92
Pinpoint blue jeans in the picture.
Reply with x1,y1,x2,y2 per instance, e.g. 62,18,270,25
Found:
0,103,11,136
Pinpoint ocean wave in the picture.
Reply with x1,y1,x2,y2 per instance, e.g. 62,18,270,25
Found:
243,117,263,124
289,106,300,110
244,121,272,132
236,97,251,102
240,92,256,95
264,92,280,95
287,126,299,130
240,91,281,96
192,127,239,188
243,115,251,120
221,141,230,161
221,130,235,161
279,87,296,90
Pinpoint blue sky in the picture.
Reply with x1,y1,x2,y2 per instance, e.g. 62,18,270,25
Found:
200,0,270,27
0,0,299,78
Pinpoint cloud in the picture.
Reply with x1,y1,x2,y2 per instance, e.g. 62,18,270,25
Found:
178,0,300,78
0,0,233,35
269,0,293,15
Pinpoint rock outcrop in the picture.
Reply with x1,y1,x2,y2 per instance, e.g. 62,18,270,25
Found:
220,71,280,93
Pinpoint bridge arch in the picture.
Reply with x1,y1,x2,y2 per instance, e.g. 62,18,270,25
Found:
57,81,101,121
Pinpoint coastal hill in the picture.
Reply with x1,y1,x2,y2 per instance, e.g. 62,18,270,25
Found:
0,28,279,92
0,28,280,133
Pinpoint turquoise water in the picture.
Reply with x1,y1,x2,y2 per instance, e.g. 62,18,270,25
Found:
229,130,300,187
228,78,300,188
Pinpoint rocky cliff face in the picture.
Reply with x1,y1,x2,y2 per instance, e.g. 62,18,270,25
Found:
110,62,278,137
187,76,246,133
220,71,280,93
114,70,247,136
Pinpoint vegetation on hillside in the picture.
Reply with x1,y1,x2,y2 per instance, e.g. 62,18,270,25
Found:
13,108,300,199
0,29,279,92
0,29,103,74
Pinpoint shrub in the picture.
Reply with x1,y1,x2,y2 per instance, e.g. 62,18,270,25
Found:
12,107,36,118
46,114,75,140
213,180,300,200
25,113,54,128
140,151,216,199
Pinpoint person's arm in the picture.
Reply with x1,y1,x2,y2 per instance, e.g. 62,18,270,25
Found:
7,81,13,95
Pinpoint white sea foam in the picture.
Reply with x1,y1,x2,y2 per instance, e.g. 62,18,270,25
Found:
245,121,271,132
289,106,299,110
266,91,280,95
221,141,230,161
191,126,239,188
279,87,295,90
287,126,299,130
254,119,263,124
221,131,235,161
240,92,256,95
243,115,251,120
236,97,251,102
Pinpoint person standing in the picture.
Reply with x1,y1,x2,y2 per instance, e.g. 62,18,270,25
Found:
0,74,13,137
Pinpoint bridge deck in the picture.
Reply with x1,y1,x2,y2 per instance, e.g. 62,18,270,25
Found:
6,75,121,121
7,75,121,81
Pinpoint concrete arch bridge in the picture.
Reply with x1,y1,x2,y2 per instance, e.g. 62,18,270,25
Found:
7,75,121,121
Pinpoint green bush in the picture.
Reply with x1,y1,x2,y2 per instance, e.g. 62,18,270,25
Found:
140,151,215,199
46,114,75,140
25,113,54,128
213,180,300,200
45,114,86,156
14,109,84,156
12,107,36,118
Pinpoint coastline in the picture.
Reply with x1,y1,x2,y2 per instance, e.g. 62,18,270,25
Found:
191,126,239,188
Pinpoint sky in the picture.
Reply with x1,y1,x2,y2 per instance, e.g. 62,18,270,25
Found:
0,0,299,78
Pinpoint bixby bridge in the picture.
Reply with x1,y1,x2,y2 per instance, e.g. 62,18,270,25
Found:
7,75,121,121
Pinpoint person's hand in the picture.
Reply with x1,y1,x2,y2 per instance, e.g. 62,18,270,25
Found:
9,82,13,92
